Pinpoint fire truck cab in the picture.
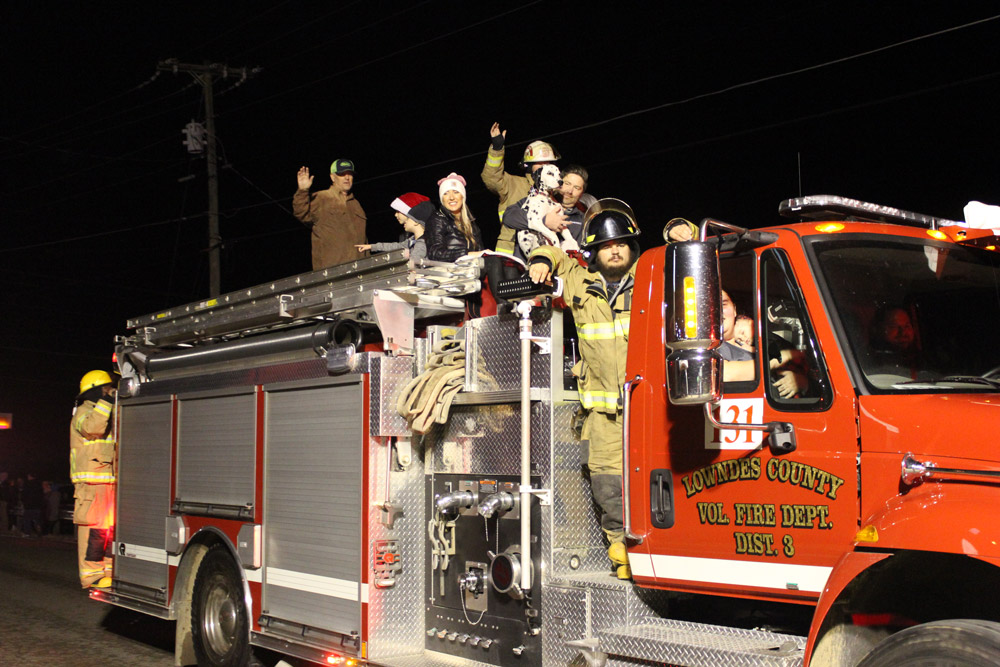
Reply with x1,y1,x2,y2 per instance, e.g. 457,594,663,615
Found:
95,195,1000,667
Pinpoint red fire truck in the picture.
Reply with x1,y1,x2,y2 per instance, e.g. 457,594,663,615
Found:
95,195,1000,666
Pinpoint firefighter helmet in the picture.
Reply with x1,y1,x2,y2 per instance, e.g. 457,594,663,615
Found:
78,370,113,395
581,198,641,249
521,140,561,170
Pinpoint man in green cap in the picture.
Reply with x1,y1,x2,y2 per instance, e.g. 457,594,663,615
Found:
294,158,368,270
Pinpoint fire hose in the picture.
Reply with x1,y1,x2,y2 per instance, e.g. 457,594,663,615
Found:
396,338,466,434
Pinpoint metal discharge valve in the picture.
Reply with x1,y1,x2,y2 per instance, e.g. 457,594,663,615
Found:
435,490,476,518
478,491,516,518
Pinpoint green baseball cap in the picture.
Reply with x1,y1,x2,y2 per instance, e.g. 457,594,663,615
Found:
331,158,355,175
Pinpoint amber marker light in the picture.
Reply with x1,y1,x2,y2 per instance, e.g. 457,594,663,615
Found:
926,229,948,241
814,223,844,233
683,277,697,337
855,525,879,543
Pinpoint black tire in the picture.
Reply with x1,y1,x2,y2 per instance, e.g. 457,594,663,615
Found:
856,619,1000,667
191,544,251,667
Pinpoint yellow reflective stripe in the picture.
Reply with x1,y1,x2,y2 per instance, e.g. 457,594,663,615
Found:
81,567,105,576
93,401,112,417
71,471,116,483
579,390,620,410
486,155,503,167
577,318,630,340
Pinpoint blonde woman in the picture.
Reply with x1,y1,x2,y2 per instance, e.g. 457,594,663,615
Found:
425,172,483,262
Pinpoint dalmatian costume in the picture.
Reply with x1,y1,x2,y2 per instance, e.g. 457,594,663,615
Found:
515,164,581,258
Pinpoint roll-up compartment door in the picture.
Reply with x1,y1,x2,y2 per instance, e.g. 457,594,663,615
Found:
263,378,364,637
176,392,256,517
116,400,173,599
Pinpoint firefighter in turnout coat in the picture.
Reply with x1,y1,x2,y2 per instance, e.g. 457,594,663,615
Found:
527,198,641,579
70,370,117,588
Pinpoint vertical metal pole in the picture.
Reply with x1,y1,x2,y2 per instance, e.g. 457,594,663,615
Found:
203,73,220,297
517,301,533,593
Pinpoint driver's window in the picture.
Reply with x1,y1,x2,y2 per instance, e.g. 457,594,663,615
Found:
719,254,758,393
761,249,832,411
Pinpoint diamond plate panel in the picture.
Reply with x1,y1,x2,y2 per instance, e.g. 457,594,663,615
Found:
597,618,805,667
464,312,554,393
549,402,608,575
425,402,551,479
540,585,589,666
370,355,416,437
381,650,498,667
366,434,428,661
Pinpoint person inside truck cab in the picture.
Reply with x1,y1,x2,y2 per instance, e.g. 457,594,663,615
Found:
527,197,640,580
866,305,927,379
720,290,808,398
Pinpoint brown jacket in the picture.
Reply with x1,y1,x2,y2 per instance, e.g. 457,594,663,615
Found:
293,187,368,270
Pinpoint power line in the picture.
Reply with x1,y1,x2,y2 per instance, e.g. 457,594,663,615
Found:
2,71,163,144
222,1,543,116
540,12,1000,146
0,82,198,163
2,13,994,256
259,0,434,70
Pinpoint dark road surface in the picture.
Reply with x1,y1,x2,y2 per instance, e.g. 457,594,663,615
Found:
0,531,175,666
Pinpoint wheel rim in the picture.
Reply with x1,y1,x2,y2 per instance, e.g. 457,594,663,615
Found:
202,574,239,658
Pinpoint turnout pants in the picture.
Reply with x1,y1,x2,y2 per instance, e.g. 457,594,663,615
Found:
77,525,113,587
582,410,625,545
74,483,115,588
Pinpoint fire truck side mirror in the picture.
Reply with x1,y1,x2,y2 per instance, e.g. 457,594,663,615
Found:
664,241,723,405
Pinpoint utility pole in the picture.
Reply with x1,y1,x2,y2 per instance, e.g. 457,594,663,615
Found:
157,59,258,297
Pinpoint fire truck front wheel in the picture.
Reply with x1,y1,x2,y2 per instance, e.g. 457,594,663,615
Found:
856,619,1000,666
191,544,251,666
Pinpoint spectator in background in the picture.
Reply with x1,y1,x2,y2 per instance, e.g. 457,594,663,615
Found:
0,472,7,534
43,481,61,536
293,159,368,270
2,477,16,532
355,192,435,263
481,123,560,254
21,473,43,537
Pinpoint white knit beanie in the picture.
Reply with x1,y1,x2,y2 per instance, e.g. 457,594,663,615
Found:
437,172,467,203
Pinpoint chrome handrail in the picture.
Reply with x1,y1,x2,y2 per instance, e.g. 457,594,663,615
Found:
623,374,644,544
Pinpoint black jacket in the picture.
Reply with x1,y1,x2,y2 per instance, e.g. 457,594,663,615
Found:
425,209,483,262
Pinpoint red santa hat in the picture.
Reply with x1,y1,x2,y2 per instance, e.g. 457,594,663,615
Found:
437,172,467,203
391,192,434,226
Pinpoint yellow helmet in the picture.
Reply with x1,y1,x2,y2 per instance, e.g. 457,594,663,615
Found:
79,370,113,395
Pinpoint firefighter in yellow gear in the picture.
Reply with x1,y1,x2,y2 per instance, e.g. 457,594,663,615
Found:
480,123,560,254
70,370,117,589
528,198,640,579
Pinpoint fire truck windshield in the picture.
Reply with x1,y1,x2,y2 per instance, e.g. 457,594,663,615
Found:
809,235,1000,393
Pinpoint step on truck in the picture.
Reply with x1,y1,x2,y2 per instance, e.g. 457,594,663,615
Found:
94,195,1000,666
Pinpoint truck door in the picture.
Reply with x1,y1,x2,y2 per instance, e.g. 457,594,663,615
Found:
629,246,859,602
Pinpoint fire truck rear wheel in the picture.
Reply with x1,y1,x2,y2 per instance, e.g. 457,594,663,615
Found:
856,619,1000,666
191,545,251,666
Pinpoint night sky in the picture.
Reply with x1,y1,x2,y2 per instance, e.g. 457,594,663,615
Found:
2,1,998,480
